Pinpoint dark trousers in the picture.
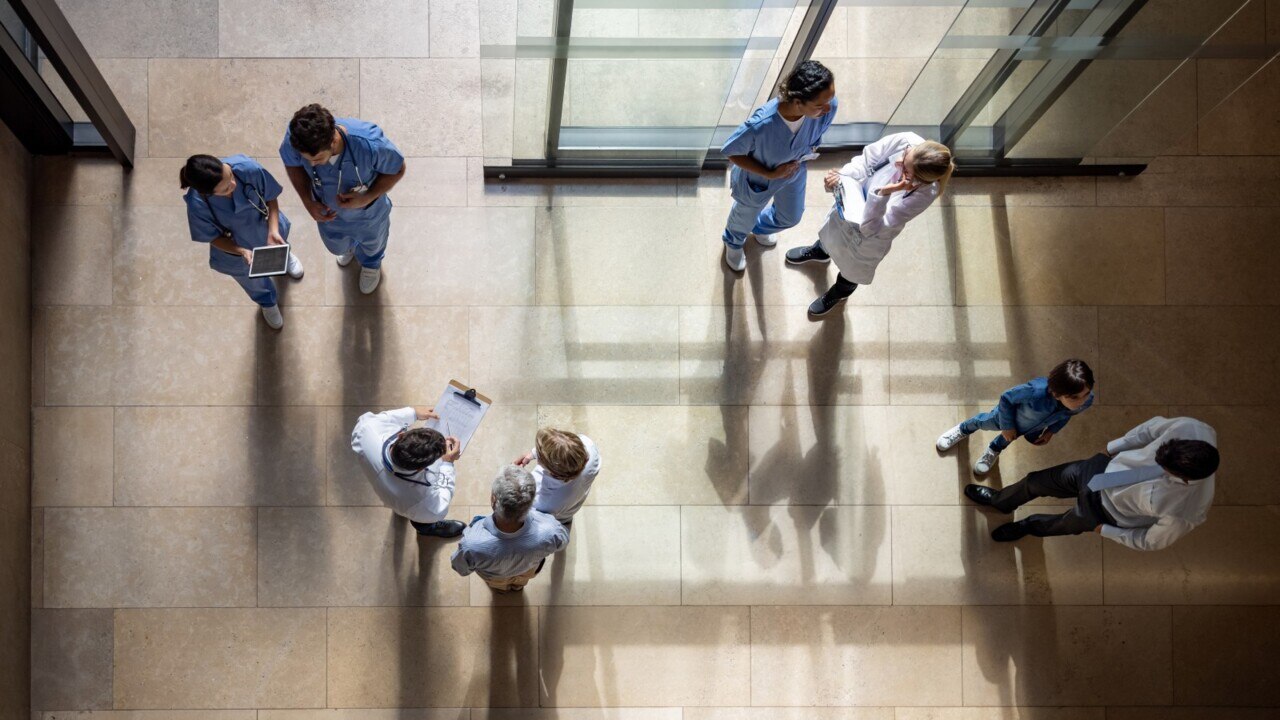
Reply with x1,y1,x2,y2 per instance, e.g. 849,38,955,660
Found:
991,453,1116,537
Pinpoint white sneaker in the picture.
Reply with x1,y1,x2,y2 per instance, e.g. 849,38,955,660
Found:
723,245,746,272
936,423,968,452
751,232,777,247
336,249,356,267
974,447,1001,476
359,266,381,294
261,304,284,330
286,252,304,279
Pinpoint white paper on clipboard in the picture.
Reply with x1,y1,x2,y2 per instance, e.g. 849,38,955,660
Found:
835,174,867,223
423,380,491,452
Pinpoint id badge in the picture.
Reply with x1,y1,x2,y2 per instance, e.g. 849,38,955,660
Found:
349,183,370,195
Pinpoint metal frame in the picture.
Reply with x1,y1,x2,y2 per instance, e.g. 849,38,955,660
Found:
0,19,73,154
4,0,135,166
769,0,839,100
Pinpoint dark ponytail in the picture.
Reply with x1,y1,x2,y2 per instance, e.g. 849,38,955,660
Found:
778,60,834,104
180,154,223,194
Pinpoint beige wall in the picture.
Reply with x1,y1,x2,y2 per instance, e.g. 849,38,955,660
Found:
0,120,32,720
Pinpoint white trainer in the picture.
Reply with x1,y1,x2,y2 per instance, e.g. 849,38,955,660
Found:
724,245,746,272
974,447,1001,476
261,304,284,330
336,249,356,267
359,266,382,294
751,232,777,247
286,252,305,279
936,423,968,452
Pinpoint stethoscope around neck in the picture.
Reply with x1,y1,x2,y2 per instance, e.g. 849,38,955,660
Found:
382,433,432,487
201,170,269,236
308,127,366,196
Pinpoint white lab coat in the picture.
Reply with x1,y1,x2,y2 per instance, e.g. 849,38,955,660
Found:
350,407,456,524
818,132,940,285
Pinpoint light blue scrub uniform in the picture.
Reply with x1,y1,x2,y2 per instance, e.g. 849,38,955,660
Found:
279,118,405,269
721,96,838,249
184,155,291,308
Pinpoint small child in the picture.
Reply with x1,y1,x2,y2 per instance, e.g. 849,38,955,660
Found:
514,428,601,527
937,359,1095,475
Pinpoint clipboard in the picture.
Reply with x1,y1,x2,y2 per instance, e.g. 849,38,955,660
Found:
834,174,866,223
423,380,491,452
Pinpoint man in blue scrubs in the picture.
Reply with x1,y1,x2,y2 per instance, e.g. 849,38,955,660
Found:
280,104,406,294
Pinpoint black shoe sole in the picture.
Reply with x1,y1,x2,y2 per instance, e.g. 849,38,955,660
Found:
785,254,831,266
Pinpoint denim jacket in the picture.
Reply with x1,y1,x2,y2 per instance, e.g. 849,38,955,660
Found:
996,376,1094,437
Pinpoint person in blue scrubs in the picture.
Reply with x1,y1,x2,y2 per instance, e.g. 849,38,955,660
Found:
720,60,837,272
279,103,406,295
181,154,303,330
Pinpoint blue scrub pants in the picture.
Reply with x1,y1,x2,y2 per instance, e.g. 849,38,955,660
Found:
961,409,1050,452
320,199,392,269
211,250,277,308
722,172,807,250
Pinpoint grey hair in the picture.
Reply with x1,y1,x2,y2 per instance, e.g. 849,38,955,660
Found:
491,464,536,520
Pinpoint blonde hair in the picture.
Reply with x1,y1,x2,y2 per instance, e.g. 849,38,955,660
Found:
536,428,588,480
912,140,955,194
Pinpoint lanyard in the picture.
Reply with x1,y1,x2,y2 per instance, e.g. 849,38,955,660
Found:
308,127,366,198
382,434,432,487
202,172,269,237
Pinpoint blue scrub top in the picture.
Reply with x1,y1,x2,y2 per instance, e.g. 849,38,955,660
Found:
185,154,290,254
721,97,838,195
278,117,405,226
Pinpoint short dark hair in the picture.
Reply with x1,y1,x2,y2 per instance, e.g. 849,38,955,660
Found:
778,60,834,104
179,154,223,194
390,428,446,472
1156,439,1219,480
1047,358,1094,397
288,103,336,156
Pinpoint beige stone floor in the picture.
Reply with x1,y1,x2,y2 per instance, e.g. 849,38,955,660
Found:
27,0,1280,718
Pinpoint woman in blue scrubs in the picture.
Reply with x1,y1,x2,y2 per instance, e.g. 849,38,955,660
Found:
180,154,303,330
720,60,837,272
279,104,406,295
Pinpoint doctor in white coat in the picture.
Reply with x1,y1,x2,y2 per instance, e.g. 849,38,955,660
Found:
785,133,954,316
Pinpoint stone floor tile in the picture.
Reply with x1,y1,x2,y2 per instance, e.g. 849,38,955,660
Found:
1104,506,1280,604
361,60,483,156
148,59,359,158
1165,208,1280,305
962,605,1172,706
892,506,1103,605
258,506,469,607
681,504,891,605
1198,61,1280,155
686,710,891,720
680,305,889,405
540,606,750,707
894,710,1102,720
218,0,431,58
33,157,129,207
321,207,534,307
943,176,1097,207
327,607,538,707
31,205,114,306
32,407,113,507
31,609,113,711
44,306,259,406
114,608,326,709
476,711,680,720
889,306,1099,406
1107,709,1280,720
430,0,482,57
44,508,256,608
470,306,681,405
956,207,1164,306
537,404,748,506
259,306,470,406
57,0,218,58
114,405,326,506
40,713,257,719
387,157,470,207
1099,307,1280,405
1173,606,1280,706
750,606,962,706
1096,156,1280,207
472,506,681,606
31,508,44,609
260,712,464,720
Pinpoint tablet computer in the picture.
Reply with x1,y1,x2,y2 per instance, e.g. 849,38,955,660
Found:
248,244,290,278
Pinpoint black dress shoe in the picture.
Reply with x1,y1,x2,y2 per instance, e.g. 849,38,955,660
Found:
785,243,831,265
964,483,998,507
992,521,1029,542
414,519,466,538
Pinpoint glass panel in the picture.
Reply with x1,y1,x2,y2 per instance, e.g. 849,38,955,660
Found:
482,0,797,168
1006,0,1264,161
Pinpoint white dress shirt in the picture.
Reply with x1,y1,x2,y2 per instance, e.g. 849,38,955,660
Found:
1099,416,1217,551
350,407,456,524
532,434,601,523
